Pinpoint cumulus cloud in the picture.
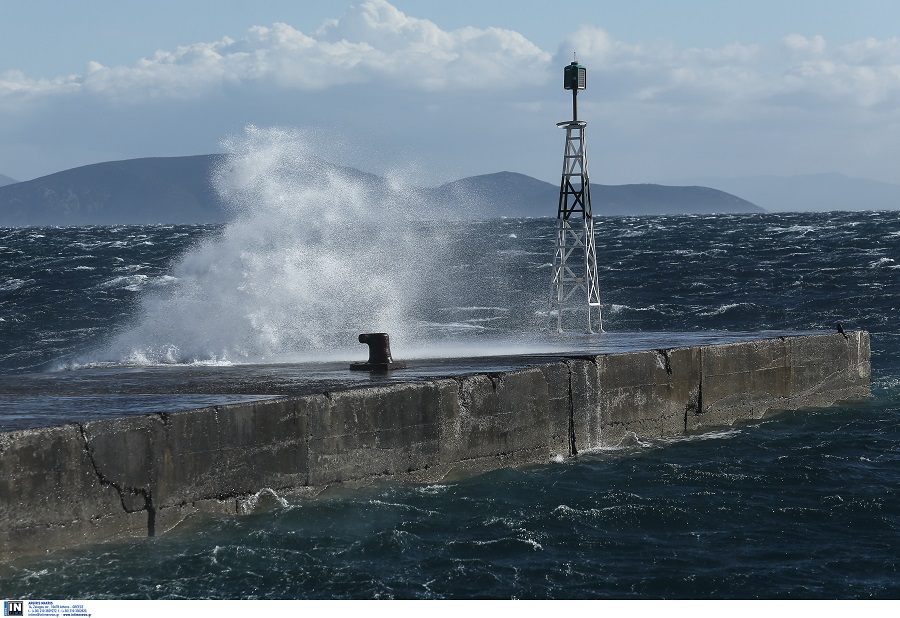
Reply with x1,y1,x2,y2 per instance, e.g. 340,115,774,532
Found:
560,26,900,113
3,0,900,184
0,0,550,106
783,33,828,57
0,69,80,103
3,1,899,118
777,34,900,110
558,25,777,113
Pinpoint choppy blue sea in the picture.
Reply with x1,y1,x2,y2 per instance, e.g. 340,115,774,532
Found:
0,138,898,598
1,209,898,599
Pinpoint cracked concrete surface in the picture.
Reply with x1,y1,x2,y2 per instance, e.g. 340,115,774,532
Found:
0,332,871,561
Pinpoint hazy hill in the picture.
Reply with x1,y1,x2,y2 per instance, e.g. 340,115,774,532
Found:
671,173,900,212
0,156,762,226
429,171,558,218
0,173,17,187
0,155,225,226
430,171,763,218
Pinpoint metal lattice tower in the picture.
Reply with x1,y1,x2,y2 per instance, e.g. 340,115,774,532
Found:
550,60,603,333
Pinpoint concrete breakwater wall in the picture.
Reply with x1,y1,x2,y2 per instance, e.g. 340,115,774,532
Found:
0,332,870,560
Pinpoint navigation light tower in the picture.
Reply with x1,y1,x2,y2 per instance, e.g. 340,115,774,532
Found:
550,59,603,333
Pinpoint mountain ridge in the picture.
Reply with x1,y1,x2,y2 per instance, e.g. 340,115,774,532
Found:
0,155,763,226
428,171,763,218
670,172,900,212
0,155,226,226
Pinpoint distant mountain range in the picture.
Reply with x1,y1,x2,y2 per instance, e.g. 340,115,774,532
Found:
670,173,900,212
0,173,17,187
0,154,763,226
432,171,761,219
0,156,225,226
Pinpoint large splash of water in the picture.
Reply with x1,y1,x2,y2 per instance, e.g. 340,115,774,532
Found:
96,126,449,365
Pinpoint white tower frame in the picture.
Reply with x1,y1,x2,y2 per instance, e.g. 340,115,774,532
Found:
550,120,603,333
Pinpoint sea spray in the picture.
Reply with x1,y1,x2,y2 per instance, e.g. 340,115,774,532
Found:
91,126,450,365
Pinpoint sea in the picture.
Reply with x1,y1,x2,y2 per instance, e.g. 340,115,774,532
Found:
1,130,898,599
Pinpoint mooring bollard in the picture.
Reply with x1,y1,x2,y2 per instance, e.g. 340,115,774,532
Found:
349,332,407,371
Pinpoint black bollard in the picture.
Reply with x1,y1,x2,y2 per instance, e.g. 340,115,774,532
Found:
350,332,407,371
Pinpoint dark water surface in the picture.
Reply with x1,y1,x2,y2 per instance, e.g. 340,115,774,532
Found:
1,211,898,598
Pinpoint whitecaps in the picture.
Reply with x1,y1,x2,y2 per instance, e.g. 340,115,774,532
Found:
0,278,28,292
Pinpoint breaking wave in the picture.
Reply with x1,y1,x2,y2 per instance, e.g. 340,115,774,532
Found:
88,126,448,365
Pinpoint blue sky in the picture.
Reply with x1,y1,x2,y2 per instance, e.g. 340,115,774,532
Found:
2,0,900,185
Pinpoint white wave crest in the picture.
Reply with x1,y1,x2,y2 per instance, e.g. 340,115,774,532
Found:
85,126,449,366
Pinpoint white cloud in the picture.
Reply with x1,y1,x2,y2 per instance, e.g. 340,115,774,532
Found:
2,0,900,184
0,69,80,104
838,36,900,66
554,26,773,123
3,2,899,118
556,25,900,116
777,34,900,110
783,33,827,57
1,0,550,107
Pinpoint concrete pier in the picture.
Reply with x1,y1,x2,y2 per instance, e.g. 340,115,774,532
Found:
0,332,871,560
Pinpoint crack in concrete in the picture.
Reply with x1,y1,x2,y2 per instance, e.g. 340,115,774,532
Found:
565,360,577,457
697,366,704,410
673,348,703,433
487,373,502,390
76,423,156,536
656,349,673,376
455,377,472,420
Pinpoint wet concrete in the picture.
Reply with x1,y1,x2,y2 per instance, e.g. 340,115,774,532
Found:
0,330,871,561
0,330,808,431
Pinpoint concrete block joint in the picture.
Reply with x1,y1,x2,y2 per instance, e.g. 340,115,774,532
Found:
0,332,870,560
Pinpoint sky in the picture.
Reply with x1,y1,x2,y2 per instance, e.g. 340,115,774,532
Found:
2,0,900,186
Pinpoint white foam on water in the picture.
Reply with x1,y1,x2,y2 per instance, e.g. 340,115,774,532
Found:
699,302,755,317
0,278,28,292
238,487,290,513
578,426,744,458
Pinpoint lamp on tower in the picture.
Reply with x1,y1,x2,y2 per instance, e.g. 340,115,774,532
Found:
563,60,586,121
